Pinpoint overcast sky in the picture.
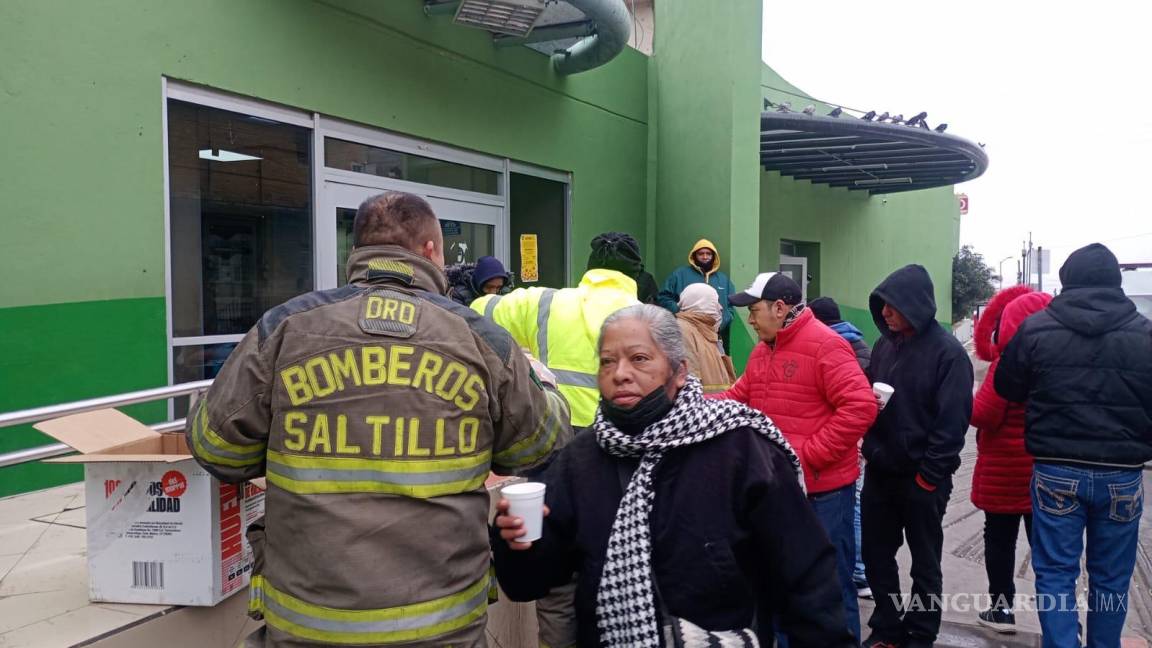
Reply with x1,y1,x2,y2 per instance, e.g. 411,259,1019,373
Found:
761,1,1152,289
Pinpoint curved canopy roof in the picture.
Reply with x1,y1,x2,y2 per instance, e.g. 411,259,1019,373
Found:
760,111,988,195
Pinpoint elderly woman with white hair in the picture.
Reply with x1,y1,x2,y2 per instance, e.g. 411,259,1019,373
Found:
491,304,854,648
676,283,737,393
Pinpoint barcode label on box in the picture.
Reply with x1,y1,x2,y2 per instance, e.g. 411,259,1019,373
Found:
131,561,165,589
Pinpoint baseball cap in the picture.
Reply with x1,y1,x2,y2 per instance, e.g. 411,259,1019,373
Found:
729,272,803,307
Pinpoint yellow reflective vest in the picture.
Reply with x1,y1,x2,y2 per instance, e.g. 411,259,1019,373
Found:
472,269,639,427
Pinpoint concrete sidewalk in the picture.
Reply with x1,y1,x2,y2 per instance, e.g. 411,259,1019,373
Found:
856,355,1152,647
857,444,1152,646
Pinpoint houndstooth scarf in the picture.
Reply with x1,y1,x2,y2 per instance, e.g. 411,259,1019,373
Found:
593,376,804,647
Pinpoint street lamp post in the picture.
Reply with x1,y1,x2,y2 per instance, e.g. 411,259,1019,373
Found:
998,256,1013,289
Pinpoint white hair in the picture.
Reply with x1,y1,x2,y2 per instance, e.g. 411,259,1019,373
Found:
599,304,686,369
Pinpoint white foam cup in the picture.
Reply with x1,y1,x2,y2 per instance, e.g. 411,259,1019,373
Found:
873,382,895,407
502,482,547,543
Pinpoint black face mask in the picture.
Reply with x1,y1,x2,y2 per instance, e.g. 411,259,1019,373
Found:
600,384,676,435
695,257,714,273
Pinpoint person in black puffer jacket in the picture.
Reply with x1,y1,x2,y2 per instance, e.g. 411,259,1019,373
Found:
860,264,974,648
994,243,1152,648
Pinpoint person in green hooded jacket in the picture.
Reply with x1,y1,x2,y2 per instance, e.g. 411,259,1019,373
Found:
658,238,737,350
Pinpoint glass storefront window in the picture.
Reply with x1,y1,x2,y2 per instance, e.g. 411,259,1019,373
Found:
336,208,494,284
168,100,313,338
441,220,495,266
325,138,499,195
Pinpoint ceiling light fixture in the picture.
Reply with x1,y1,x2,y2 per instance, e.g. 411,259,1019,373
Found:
453,0,544,37
198,149,262,163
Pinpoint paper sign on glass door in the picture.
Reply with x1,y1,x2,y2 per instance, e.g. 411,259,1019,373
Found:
520,234,539,283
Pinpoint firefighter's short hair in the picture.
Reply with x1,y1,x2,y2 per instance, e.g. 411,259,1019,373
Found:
353,191,440,250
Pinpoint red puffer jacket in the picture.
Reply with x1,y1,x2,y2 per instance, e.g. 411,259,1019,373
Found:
971,286,1052,513
711,308,877,493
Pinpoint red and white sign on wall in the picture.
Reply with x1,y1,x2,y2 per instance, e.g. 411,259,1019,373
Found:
957,193,969,215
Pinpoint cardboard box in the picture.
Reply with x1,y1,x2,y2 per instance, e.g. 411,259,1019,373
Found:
35,409,264,606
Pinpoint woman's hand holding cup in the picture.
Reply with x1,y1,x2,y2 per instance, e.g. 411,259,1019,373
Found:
494,496,549,550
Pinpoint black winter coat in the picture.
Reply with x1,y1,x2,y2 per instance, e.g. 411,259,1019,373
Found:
995,247,1152,467
849,338,872,371
636,269,660,305
863,265,974,486
491,430,855,648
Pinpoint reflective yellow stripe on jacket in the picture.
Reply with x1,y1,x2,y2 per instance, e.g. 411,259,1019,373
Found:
249,573,489,644
493,388,567,471
473,270,638,427
265,449,491,498
188,401,266,468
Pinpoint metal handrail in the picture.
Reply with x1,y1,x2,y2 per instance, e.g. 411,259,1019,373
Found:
0,380,212,469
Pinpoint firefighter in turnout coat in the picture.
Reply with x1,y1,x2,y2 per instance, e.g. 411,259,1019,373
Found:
187,192,571,647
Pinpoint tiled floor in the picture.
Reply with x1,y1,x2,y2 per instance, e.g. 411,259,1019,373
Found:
0,483,171,647
3,460,1147,647
0,475,527,647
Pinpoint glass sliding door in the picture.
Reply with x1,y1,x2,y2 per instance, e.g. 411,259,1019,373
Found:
324,182,501,288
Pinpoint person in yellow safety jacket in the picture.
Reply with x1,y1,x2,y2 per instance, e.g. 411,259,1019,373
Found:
186,191,571,648
471,264,639,430
471,236,639,648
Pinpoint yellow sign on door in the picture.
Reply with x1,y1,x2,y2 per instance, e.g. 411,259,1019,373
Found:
520,234,539,283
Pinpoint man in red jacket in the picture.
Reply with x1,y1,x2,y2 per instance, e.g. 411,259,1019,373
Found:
713,272,878,643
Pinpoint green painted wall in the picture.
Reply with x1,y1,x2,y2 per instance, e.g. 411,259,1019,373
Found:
649,0,763,287
758,65,960,342
0,0,650,494
648,0,764,371
0,0,650,310
0,299,168,497
760,172,958,336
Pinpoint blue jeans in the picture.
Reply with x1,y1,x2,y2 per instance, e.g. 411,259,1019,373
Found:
809,483,861,642
1031,463,1145,648
854,467,867,585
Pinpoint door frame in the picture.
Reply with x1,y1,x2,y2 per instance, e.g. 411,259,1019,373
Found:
779,254,808,302
320,180,506,290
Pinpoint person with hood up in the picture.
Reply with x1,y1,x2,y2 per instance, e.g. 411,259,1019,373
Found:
969,285,1051,634
711,272,877,644
586,232,660,305
445,255,511,306
675,283,737,393
860,264,973,648
995,243,1152,648
658,239,738,350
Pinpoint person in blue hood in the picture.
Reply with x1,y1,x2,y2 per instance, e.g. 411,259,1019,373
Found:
810,296,871,371
995,243,1152,648
859,265,974,648
445,255,511,306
